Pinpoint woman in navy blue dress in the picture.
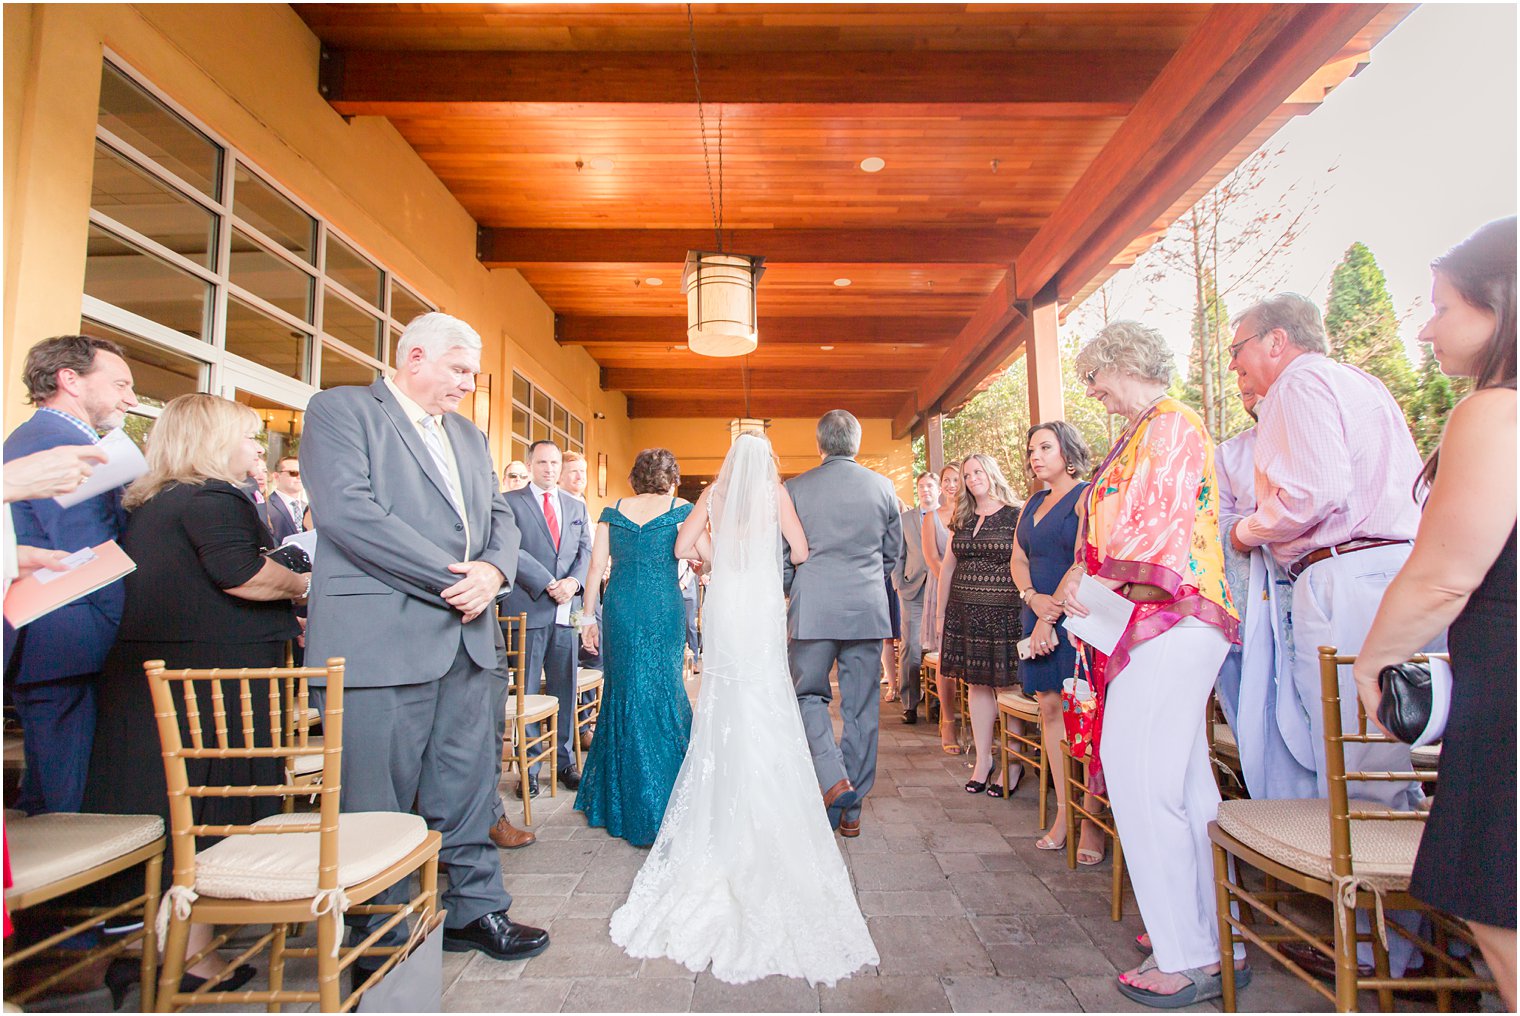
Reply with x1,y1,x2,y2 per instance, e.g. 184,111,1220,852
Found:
1011,421,1103,859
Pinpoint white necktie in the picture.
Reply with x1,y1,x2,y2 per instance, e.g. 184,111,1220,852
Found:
420,416,465,515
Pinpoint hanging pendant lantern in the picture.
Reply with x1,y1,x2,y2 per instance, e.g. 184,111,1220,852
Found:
727,417,771,443
683,250,765,357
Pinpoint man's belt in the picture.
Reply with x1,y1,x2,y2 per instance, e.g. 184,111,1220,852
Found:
1287,538,1412,581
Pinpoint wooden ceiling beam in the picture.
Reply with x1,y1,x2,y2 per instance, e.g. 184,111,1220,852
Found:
904,3,1383,433
556,315,959,347
480,228,1031,266
627,392,905,420
319,48,1171,111
1051,4,1386,299
1011,3,1308,302
602,367,920,393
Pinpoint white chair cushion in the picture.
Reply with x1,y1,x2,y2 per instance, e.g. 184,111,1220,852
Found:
996,689,1039,716
194,811,428,901
5,813,163,899
577,669,604,690
289,750,325,777
1212,722,1241,761
505,694,558,721
1411,743,1441,770
923,652,940,667
1216,798,1423,891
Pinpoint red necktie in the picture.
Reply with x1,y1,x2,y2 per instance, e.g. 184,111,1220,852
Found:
543,491,561,550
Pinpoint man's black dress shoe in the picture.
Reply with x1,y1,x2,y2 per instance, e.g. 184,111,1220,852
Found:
518,774,540,799
442,911,550,962
901,709,918,725
558,766,582,791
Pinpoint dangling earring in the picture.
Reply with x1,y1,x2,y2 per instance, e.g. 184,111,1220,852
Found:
1067,465,1077,475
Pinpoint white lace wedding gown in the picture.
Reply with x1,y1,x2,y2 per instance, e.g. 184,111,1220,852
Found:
608,433,879,986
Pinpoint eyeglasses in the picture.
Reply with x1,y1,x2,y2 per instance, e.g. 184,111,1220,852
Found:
505,472,529,481
1228,331,1263,359
1080,368,1099,387
280,469,300,477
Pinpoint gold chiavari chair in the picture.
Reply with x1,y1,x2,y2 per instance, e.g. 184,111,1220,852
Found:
498,612,559,825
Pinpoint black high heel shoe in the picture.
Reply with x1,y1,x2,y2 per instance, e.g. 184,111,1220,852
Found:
105,957,258,1010
964,778,987,794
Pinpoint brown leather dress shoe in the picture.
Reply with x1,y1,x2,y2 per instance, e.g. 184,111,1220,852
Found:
838,815,861,838
822,778,859,812
579,730,593,751
489,816,536,849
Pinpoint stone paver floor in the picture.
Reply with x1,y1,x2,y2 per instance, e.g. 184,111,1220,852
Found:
27,673,1501,1013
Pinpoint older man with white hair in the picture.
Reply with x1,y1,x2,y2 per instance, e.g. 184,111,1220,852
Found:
302,311,549,971
1227,291,1430,979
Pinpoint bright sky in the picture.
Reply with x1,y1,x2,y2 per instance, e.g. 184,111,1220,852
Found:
1071,2,1518,359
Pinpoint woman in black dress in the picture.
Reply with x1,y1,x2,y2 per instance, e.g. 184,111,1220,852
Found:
936,453,1023,797
82,393,306,996
1353,216,1517,1010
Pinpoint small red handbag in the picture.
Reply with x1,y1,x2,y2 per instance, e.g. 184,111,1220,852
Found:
1061,650,1098,759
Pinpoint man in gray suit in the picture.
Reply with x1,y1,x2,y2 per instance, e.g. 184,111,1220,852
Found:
893,470,940,725
501,440,593,797
784,410,902,838
302,312,549,966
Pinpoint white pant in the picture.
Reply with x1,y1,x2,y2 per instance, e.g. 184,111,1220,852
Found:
1102,619,1242,973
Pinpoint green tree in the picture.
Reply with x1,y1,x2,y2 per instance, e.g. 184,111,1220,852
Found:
1404,344,1471,457
1325,242,1416,414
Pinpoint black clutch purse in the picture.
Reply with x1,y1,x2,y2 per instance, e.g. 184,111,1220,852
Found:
1376,662,1435,744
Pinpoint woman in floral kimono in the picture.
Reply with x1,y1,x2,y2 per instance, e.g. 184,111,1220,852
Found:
1056,320,1244,1009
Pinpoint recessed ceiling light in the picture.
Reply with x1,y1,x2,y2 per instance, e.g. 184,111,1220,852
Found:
587,157,615,171
833,278,852,287
859,157,885,173
643,277,663,286
819,345,835,351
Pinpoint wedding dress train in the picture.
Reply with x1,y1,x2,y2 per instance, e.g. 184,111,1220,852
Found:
608,434,878,986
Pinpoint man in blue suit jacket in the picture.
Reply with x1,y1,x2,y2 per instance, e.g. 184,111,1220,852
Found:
501,440,592,796
3,335,138,814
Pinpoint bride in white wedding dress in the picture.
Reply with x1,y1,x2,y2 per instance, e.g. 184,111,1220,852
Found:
608,432,879,986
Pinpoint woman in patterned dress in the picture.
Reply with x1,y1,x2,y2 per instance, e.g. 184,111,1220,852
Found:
935,453,1023,797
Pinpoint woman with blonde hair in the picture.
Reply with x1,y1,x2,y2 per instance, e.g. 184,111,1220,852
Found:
935,453,1024,796
82,393,306,1002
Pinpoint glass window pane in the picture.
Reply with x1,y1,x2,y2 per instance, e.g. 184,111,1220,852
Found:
554,428,568,450
388,326,402,365
230,228,313,321
570,417,584,443
80,319,202,407
570,440,584,456
324,233,382,308
390,283,429,328
233,167,315,263
512,372,531,406
511,439,528,466
98,63,221,200
530,417,549,443
91,142,217,269
512,407,529,439
226,296,311,381
552,405,569,431
323,289,383,359
84,226,210,341
531,388,550,419
320,344,380,390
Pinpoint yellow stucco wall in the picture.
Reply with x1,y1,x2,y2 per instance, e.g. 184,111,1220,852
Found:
630,417,918,503
2,4,910,510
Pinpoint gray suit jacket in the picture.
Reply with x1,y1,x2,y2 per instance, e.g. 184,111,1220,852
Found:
893,505,931,601
501,486,593,630
301,381,520,687
783,455,902,641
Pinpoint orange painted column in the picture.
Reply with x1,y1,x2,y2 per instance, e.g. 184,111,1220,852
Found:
1026,280,1063,427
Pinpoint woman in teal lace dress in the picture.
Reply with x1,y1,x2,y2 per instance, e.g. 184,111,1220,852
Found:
577,448,695,845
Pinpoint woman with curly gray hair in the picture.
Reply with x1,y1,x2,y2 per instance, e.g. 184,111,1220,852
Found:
1055,321,1246,1007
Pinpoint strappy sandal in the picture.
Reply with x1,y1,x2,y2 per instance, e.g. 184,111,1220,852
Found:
1035,830,1067,851
1115,956,1252,1009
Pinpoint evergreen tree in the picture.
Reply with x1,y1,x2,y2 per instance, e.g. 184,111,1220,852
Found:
1325,242,1416,413
1405,345,1470,457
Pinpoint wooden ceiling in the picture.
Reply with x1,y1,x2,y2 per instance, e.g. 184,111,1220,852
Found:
296,3,1411,434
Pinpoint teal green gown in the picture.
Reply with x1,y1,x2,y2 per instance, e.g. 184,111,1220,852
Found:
575,500,695,846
